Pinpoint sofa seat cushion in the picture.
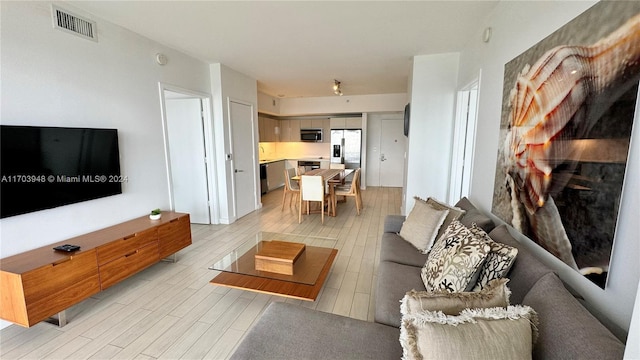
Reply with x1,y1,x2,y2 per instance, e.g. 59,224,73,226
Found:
375,261,426,327
230,302,402,360
487,225,554,304
522,272,625,360
380,233,429,267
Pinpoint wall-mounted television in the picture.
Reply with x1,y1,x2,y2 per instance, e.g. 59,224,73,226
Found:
404,103,411,136
1,125,122,218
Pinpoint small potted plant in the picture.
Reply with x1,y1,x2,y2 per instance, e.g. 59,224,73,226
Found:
149,208,162,220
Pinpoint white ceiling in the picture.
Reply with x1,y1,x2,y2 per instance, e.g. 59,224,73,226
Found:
70,1,499,98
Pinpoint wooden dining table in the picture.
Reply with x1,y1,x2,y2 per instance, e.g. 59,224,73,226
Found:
292,168,354,217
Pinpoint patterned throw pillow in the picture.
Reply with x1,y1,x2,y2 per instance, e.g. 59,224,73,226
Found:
425,197,466,243
469,224,518,291
401,278,511,316
421,220,491,292
399,198,449,253
400,305,538,360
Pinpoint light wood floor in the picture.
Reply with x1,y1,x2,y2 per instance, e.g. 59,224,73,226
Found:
0,186,402,359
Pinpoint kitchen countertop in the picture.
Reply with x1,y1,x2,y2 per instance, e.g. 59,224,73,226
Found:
259,157,331,164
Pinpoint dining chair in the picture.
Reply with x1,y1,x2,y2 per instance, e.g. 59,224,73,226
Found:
329,163,346,170
282,168,300,210
334,168,362,215
299,175,331,224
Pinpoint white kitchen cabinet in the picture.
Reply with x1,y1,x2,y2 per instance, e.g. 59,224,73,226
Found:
300,119,313,129
266,160,285,191
279,120,301,142
330,117,362,129
259,116,280,142
330,117,346,129
270,118,279,142
345,117,362,129
286,160,298,171
289,120,301,142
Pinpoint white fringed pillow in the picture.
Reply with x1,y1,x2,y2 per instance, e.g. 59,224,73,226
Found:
400,305,539,360
401,278,511,316
399,197,449,253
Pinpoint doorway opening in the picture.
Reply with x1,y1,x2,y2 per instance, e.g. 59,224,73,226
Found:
159,84,217,224
449,80,479,202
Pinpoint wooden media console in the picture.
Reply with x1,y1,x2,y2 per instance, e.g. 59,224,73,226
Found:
0,211,191,327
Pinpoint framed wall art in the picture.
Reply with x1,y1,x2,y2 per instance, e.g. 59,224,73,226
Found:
492,1,640,288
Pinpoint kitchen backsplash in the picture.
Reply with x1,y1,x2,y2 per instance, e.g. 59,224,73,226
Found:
259,142,330,160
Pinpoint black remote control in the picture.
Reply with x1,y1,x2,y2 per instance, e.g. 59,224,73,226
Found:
53,244,81,252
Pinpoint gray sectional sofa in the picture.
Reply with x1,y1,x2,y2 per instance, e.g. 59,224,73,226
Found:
231,198,625,359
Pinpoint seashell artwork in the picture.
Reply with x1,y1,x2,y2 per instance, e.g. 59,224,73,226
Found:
492,1,640,289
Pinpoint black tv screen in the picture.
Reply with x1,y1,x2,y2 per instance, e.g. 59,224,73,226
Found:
1,125,122,218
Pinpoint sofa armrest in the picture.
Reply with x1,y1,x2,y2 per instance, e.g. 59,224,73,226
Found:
384,215,405,233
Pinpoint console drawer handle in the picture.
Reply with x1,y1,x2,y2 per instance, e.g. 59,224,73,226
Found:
123,234,136,240
52,257,72,266
170,218,178,223
125,250,138,258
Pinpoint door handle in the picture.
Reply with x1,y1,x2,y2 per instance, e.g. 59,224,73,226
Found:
235,169,244,173
380,154,387,162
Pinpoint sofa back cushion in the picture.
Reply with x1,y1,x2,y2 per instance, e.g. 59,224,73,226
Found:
522,272,624,359
455,197,496,233
487,225,554,304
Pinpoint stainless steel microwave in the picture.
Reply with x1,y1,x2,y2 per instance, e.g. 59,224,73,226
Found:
300,129,323,142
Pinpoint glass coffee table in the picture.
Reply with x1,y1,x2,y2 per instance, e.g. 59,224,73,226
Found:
209,232,338,301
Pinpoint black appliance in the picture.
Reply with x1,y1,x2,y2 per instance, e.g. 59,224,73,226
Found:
260,163,267,195
298,161,320,172
0,125,122,218
300,129,323,142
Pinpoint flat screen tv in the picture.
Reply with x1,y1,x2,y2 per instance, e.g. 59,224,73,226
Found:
1,125,122,218
404,103,410,136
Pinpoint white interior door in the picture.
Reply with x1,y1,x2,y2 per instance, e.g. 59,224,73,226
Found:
449,82,478,202
230,100,257,219
379,119,406,187
165,97,211,224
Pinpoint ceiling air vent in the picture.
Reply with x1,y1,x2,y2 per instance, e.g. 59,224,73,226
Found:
52,5,97,42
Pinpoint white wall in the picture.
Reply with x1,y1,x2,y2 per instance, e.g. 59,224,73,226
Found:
0,1,212,328
257,92,281,115
404,53,459,215
625,278,640,359
276,93,406,116
210,64,259,224
458,0,639,339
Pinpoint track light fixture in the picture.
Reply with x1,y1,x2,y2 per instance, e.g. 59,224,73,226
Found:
333,80,343,96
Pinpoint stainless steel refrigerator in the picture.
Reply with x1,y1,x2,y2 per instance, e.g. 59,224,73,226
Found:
331,129,362,169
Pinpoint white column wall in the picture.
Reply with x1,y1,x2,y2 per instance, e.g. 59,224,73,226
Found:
404,53,459,215
210,64,259,224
